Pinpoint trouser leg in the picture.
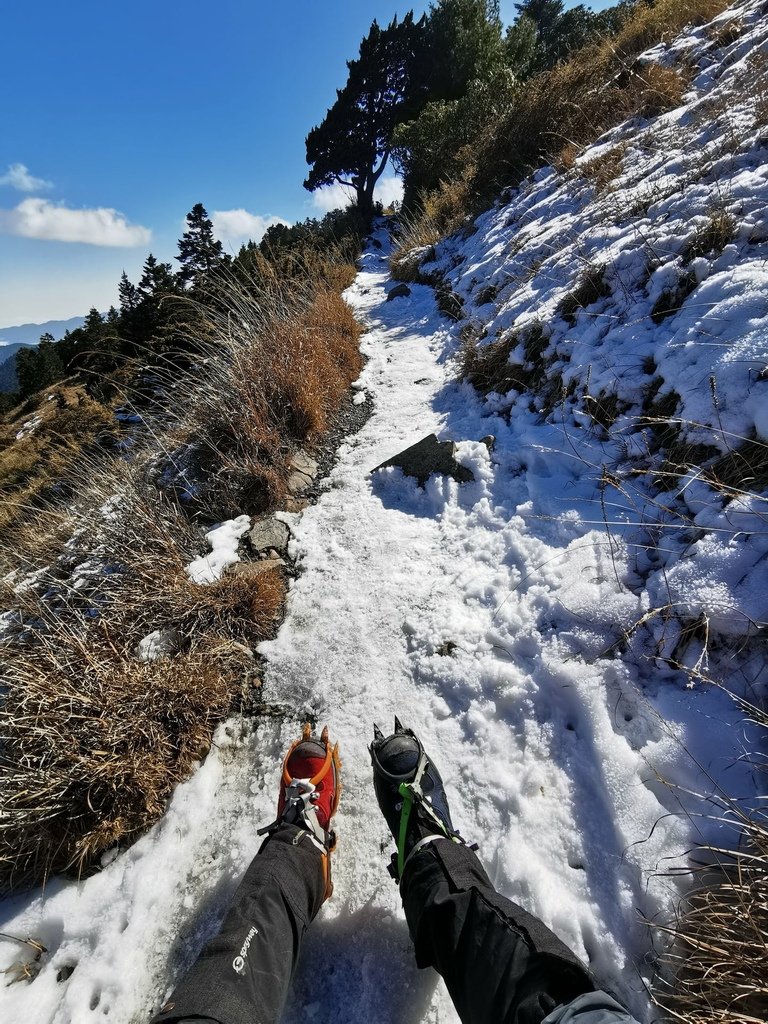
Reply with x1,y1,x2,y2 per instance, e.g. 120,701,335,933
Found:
400,839,595,1024
150,824,326,1024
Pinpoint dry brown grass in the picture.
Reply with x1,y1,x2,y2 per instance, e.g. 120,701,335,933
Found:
0,267,362,892
1,642,233,888
391,172,476,280
0,451,289,891
653,808,768,1023
580,144,628,193
470,0,726,200
173,279,363,515
747,54,768,127
681,208,737,263
0,385,116,535
558,265,611,325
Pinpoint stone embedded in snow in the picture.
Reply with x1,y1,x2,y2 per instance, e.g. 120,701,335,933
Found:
287,450,319,495
372,434,475,486
386,283,411,301
249,517,290,554
284,496,309,513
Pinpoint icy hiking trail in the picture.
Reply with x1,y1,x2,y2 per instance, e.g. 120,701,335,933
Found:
0,228,758,1024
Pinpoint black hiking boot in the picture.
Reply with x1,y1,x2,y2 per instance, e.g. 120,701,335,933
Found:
370,717,469,881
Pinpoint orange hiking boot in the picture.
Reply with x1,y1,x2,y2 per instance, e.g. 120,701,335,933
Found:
260,723,341,899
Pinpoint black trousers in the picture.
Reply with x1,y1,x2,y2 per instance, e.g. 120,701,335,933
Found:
151,827,634,1024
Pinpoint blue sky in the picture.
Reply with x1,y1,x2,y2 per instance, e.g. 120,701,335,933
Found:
0,0,613,328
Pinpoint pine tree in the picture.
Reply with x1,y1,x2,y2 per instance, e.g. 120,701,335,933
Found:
118,271,138,314
304,14,428,214
15,334,65,397
177,203,226,289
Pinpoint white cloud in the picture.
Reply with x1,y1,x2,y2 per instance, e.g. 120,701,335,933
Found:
0,198,151,247
375,176,404,209
309,175,404,214
211,209,290,249
310,182,357,214
0,163,53,192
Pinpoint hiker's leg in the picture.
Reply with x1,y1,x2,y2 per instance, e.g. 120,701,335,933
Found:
150,824,325,1024
400,838,597,1024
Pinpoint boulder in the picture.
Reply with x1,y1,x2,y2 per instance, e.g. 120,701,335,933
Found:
386,283,411,301
372,434,475,487
249,517,290,554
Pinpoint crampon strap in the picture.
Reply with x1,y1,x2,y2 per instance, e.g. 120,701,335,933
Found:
393,752,469,881
258,778,333,854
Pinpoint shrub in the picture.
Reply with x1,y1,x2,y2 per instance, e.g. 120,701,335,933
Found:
461,322,551,396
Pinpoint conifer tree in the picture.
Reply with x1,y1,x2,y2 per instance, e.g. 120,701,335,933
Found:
425,0,504,102
118,271,138,314
15,334,65,397
177,203,226,289
304,14,428,214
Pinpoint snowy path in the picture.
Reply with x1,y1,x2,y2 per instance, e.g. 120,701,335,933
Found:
0,230,756,1024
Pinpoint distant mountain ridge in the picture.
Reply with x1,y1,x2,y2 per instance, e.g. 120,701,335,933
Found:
0,315,86,348
0,316,87,392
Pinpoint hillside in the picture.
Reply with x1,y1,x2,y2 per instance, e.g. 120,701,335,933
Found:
0,2,766,1023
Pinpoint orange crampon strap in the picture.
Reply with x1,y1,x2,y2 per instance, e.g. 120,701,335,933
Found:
281,723,339,792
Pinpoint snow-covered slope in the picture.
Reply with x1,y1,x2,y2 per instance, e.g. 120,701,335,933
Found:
1,3,766,1022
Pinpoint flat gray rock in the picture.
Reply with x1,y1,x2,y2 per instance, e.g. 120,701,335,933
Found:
372,434,475,487
249,518,290,554
290,450,319,478
286,450,319,495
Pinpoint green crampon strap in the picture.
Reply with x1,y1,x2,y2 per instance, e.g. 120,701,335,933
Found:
397,782,414,880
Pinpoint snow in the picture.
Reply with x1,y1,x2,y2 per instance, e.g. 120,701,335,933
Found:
185,515,251,584
136,629,176,662
15,415,42,440
1,3,767,1022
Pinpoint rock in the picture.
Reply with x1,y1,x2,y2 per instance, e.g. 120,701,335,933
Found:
287,471,313,495
284,496,309,513
372,434,475,487
229,557,285,579
386,283,411,301
481,435,496,451
249,517,290,554
287,451,319,494
291,450,318,478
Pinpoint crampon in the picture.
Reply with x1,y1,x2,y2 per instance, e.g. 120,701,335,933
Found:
259,723,341,899
370,716,472,882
